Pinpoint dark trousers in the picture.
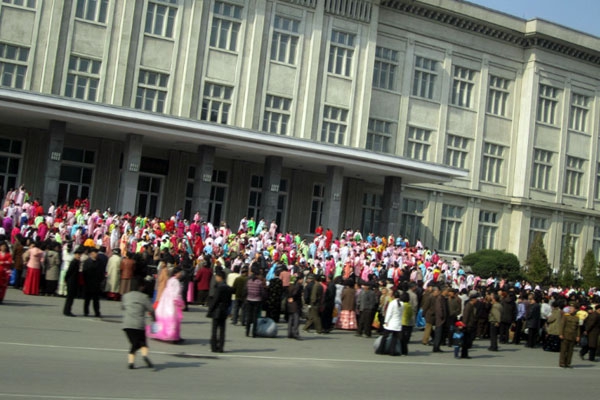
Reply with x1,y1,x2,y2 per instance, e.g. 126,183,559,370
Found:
304,305,322,333
447,316,457,346
83,289,100,316
231,299,246,325
489,323,499,350
378,330,400,356
512,319,523,344
499,322,511,343
14,269,23,289
357,309,373,337
589,347,597,362
560,339,576,367
527,326,538,348
211,318,226,352
63,293,76,315
321,304,334,332
45,280,58,296
401,326,413,355
461,328,475,358
245,301,261,337
433,322,447,351
287,311,300,338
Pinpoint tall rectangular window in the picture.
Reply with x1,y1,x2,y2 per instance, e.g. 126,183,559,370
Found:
310,184,325,233
247,175,262,221
208,170,228,225
1,0,36,7
564,156,585,197
537,84,560,125
184,166,195,220
487,75,510,117
65,55,101,101
58,147,95,206
321,105,348,145
328,30,355,77
562,221,581,262
531,149,553,191
75,0,109,24
270,15,300,65
412,56,437,99
569,93,589,133
366,119,392,153
373,46,398,91
0,137,23,195
405,127,431,161
201,82,233,124
439,204,463,252
480,142,505,184
135,69,169,113
262,94,291,135
445,135,469,169
210,1,242,51
400,198,425,245
477,210,498,250
528,216,549,250
361,193,382,235
0,42,29,89
451,66,476,108
145,0,178,38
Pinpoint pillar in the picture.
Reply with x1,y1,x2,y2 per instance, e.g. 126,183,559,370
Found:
380,176,402,236
117,134,143,214
191,145,215,220
42,120,65,207
261,156,283,224
322,166,344,236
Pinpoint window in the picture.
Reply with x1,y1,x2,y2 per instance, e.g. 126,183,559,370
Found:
1,0,36,7
276,179,288,230
208,170,228,225
75,0,109,24
439,204,463,253
400,198,425,245
0,42,29,89
361,192,382,235
247,175,262,220
58,147,95,206
405,127,431,161
412,56,437,99
596,163,600,200
310,184,324,233
528,216,549,250
145,0,178,38
531,149,553,191
183,166,195,220
262,94,291,135
569,94,589,133
201,82,233,124
451,66,476,108
445,135,468,169
321,105,348,145
271,15,300,65
593,225,600,263
487,76,510,117
537,84,560,125
328,30,355,77
0,137,22,196
65,55,101,101
210,1,242,51
136,175,162,217
135,69,169,113
366,119,393,153
562,221,581,262
480,142,505,184
564,156,585,197
373,46,398,91
477,210,498,250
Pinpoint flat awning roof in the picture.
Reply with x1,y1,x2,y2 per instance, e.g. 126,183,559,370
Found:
0,89,467,185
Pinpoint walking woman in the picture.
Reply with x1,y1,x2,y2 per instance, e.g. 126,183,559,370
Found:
122,277,155,369
377,290,403,356
147,267,184,342
23,241,44,295
0,241,13,303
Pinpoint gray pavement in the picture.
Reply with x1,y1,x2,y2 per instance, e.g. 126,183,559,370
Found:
0,289,597,400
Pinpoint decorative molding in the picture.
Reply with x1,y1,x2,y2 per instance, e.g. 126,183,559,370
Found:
280,0,317,8
324,0,372,23
380,0,600,66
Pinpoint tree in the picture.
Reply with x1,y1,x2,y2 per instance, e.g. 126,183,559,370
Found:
580,250,599,289
462,249,522,281
525,233,551,285
558,233,575,288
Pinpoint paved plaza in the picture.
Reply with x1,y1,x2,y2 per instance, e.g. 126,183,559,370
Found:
0,290,597,400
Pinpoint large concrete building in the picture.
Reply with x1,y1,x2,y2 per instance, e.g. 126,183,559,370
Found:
1,0,599,271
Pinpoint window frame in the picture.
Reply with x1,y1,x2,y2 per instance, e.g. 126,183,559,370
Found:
327,30,355,78
450,66,476,108
201,81,234,124
405,126,431,161
412,55,438,100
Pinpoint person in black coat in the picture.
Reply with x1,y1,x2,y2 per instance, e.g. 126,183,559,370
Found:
525,294,541,348
63,247,84,317
207,270,232,353
82,247,104,318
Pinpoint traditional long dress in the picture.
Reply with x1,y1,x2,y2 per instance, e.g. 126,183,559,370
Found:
146,277,184,342
0,250,13,302
336,286,357,330
23,246,44,295
104,253,121,299
58,247,73,296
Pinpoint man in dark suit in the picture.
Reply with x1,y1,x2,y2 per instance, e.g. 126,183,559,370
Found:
432,286,449,352
286,275,304,340
63,246,84,317
208,270,232,353
82,247,104,318
461,293,479,359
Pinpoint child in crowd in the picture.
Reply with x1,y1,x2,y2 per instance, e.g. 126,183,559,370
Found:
453,321,465,358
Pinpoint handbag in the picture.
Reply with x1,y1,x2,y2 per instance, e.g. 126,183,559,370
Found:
580,334,588,347
372,311,381,329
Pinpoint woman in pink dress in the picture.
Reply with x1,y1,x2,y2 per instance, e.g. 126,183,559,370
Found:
23,241,44,295
336,280,357,330
0,241,13,303
147,268,184,342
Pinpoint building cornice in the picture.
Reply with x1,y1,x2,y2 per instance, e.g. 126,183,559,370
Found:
381,0,600,66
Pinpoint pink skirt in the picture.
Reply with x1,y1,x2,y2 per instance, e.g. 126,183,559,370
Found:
336,310,357,330
146,315,182,342
23,267,41,296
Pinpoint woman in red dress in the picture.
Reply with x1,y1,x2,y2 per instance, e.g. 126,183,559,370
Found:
0,241,14,303
23,241,44,295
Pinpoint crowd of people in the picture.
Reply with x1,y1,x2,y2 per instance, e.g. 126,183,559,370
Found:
0,185,599,369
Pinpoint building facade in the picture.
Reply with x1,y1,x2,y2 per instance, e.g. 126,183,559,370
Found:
1,0,600,271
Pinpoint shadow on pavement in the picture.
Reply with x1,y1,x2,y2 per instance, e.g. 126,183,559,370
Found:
229,348,277,353
153,361,206,371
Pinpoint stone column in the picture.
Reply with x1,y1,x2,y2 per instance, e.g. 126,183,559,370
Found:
117,134,143,214
261,156,283,224
322,166,344,236
42,120,66,207
191,145,215,220
380,176,402,236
